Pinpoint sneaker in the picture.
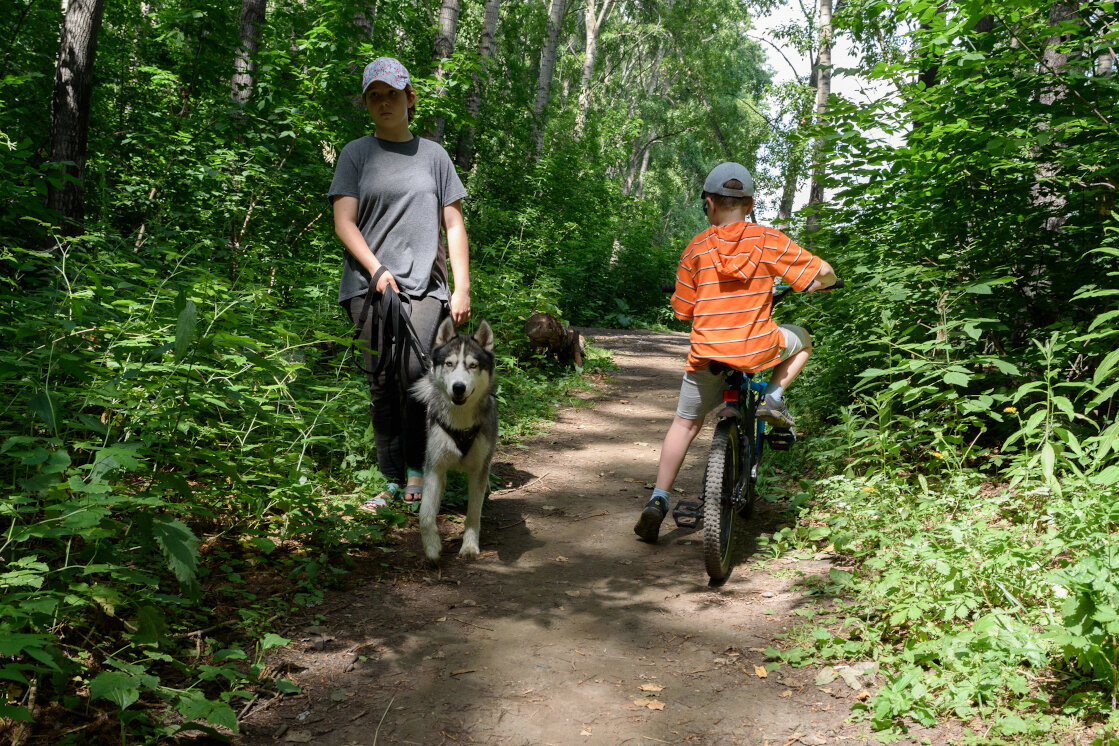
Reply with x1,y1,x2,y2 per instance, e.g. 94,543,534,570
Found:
634,495,669,543
756,394,795,428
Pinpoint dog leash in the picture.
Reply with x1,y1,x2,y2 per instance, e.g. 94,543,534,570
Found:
353,267,433,384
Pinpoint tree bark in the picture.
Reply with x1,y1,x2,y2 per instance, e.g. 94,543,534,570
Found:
429,0,462,144
805,0,832,238
916,2,948,90
231,0,266,105
1033,3,1079,231
354,1,377,41
775,153,804,231
533,0,567,156
455,0,501,171
46,0,106,237
574,0,612,135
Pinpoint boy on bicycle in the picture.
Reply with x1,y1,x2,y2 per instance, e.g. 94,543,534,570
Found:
634,162,836,543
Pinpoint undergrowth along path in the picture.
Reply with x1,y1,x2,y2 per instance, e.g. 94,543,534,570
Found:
238,329,953,745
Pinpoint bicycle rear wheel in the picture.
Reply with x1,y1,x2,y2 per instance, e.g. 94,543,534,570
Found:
703,418,741,584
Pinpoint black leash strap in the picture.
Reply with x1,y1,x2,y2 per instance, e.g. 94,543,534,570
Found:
353,268,432,385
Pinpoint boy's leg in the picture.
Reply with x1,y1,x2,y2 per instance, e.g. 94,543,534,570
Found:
635,368,722,543
757,325,811,428
655,415,705,492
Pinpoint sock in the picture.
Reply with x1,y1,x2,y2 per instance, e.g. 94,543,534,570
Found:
763,383,785,401
384,482,401,496
406,467,424,481
649,487,670,509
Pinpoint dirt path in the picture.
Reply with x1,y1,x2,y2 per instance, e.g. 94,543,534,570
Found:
237,329,944,746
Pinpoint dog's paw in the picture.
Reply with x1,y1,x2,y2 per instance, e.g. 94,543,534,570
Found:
421,533,443,563
458,540,480,559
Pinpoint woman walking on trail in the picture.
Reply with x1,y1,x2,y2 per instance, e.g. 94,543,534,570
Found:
329,56,472,512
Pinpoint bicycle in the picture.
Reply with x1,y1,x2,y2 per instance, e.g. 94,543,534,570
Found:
669,280,844,585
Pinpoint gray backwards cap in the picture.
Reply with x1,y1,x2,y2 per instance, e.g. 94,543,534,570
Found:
703,162,754,197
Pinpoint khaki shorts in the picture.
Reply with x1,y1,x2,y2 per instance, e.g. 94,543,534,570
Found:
675,325,809,420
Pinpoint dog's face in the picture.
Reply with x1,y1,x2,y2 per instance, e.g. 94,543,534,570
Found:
430,318,495,406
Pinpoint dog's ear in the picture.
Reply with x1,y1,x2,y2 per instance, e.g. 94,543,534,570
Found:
473,320,494,353
435,316,457,347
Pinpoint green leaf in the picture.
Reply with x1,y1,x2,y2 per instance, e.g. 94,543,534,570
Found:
1090,464,1119,486
90,671,141,710
150,517,199,593
275,678,302,694
28,393,60,436
944,371,971,387
1042,443,1056,482
1094,348,1119,386
175,298,197,363
259,633,290,652
0,704,33,722
174,690,238,731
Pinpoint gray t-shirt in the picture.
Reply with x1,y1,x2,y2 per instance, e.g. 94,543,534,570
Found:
329,135,467,304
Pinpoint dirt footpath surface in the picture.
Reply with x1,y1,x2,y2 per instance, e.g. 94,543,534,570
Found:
239,329,949,746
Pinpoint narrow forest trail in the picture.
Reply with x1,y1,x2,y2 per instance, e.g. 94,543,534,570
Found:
237,330,952,746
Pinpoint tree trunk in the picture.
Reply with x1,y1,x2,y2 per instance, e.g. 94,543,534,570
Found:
775,156,802,231
805,0,832,238
634,144,651,198
1033,3,1079,232
354,1,377,41
455,0,501,171
231,0,266,105
574,0,612,135
430,0,462,144
533,0,567,156
46,0,106,237
916,2,948,90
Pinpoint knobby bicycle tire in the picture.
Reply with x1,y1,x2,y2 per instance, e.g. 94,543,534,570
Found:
703,418,741,584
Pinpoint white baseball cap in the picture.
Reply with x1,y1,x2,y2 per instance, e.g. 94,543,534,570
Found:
703,162,754,197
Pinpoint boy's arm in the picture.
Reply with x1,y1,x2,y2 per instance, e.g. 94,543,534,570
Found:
671,260,696,320
805,259,837,292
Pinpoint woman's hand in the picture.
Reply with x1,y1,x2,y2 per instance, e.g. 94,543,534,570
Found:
375,268,399,294
450,288,471,326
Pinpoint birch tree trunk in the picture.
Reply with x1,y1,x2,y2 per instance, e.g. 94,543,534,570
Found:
46,0,106,237
231,0,266,105
533,0,567,156
455,0,501,171
805,0,831,238
430,0,461,144
354,1,377,41
1033,3,1079,232
574,0,612,135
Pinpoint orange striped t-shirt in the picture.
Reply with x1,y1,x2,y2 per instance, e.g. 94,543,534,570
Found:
672,221,822,373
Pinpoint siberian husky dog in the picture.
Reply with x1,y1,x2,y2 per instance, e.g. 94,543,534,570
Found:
413,317,498,562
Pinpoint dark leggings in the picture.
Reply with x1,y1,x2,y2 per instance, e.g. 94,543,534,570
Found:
348,293,447,484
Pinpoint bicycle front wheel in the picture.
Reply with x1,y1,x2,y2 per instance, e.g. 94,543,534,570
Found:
703,419,741,584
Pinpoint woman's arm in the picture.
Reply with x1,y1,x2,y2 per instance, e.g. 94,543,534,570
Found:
333,196,398,293
442,200,471,326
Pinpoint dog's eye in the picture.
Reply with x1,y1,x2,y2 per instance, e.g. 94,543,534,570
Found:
468,362,478,370
445,361,455,368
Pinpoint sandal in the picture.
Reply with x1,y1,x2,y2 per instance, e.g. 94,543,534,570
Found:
360,495,389,513
403,483,423,504
360,483,400,513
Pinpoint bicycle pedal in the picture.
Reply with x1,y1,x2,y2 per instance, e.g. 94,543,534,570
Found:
671,498,703,528
767,427,797,451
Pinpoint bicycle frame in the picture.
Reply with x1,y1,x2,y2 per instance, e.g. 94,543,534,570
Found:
721,373,767,468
